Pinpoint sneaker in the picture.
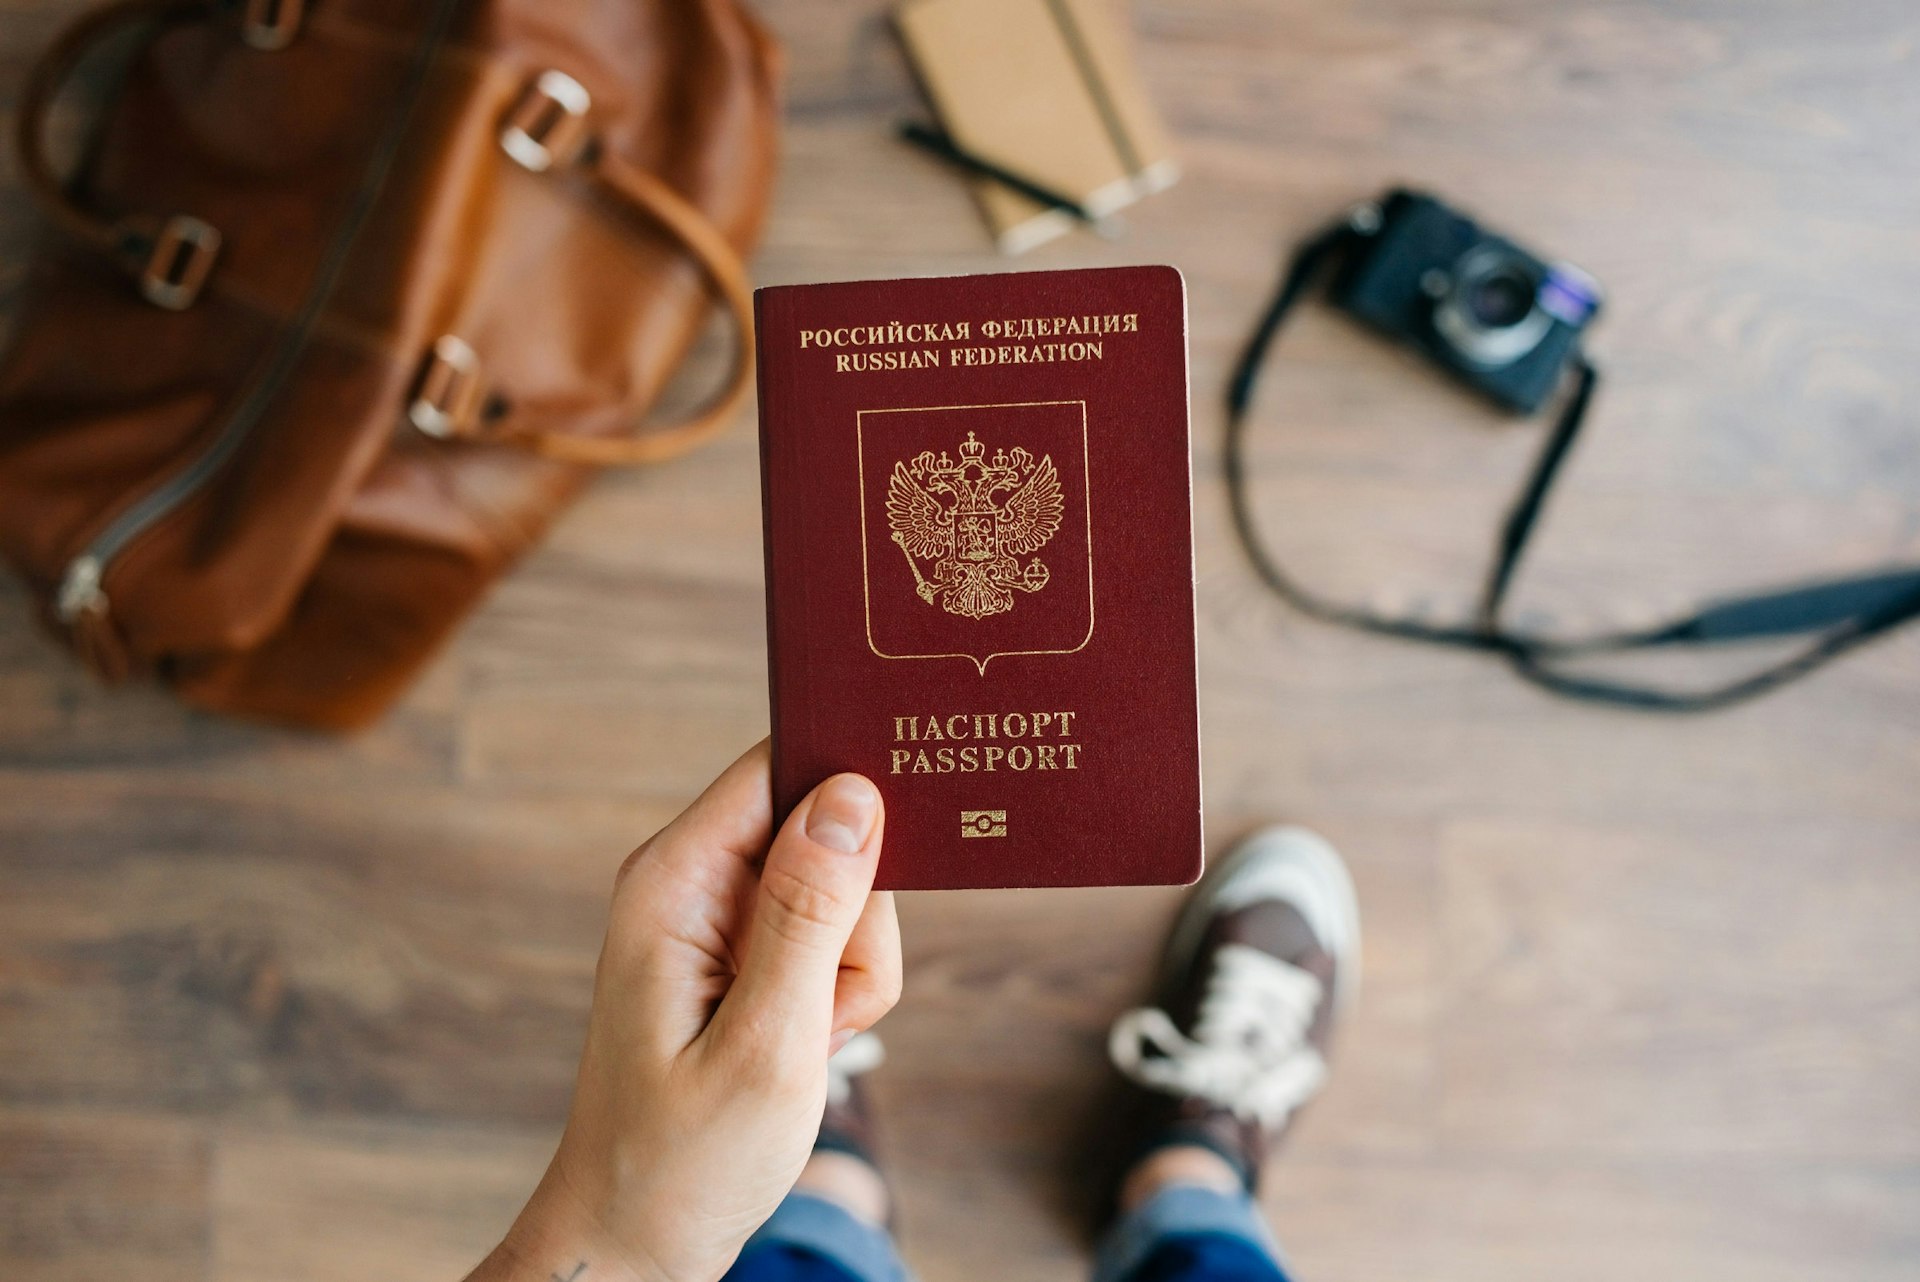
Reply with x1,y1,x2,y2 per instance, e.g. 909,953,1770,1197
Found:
1106,826,1361,1194
818,1031,887,1170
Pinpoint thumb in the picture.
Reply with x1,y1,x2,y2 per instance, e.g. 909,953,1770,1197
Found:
720,773,884,1046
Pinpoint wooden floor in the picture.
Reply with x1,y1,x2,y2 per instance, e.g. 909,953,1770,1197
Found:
4,1,1919,1279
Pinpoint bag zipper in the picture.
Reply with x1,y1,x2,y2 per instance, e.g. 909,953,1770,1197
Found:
55,411,263,623
53,0,466,636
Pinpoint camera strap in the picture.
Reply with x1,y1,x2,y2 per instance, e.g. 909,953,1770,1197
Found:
1226,210,1920,711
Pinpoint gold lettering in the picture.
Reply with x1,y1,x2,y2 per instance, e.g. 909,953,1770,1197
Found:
887,709,1085,776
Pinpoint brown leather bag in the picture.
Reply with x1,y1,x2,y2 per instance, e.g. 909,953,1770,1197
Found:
0,0,780,729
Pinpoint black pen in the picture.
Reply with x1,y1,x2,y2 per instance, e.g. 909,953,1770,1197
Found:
896,121,1124,238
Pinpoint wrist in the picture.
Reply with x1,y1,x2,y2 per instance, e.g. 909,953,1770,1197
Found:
469,1172,662,1282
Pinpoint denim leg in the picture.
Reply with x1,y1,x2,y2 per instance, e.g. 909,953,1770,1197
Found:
724,1192,912,1282
1091,1184,1292,1282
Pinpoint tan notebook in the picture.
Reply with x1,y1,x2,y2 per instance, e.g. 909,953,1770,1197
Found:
896,0,1180,254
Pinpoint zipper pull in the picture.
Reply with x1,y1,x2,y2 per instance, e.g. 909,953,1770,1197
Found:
56,554,109,624
57,553,132,683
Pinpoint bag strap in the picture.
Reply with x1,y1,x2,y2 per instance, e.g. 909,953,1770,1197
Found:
405,71,758,469
505,145,756,468
14,0,239,310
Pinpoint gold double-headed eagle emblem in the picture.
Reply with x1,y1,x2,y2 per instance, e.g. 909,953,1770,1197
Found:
886,431,1065,620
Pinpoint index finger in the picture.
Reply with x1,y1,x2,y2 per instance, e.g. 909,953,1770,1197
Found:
619,738,775,889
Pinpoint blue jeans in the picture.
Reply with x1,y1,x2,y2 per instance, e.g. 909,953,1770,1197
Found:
722,1183,1291,1282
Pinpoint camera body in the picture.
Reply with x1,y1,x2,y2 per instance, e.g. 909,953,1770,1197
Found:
1329,188,1603,414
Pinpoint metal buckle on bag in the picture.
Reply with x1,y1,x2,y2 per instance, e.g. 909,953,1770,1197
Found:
241,0,305,50
140,215,222,311
409,336,485,439
499,70,592,172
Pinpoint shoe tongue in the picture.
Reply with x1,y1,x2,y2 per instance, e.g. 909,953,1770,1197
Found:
1203,908,1338,1029
1214,900,1325,968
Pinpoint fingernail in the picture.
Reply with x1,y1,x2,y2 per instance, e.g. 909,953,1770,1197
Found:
828,1028,856,1057
807,775,879,854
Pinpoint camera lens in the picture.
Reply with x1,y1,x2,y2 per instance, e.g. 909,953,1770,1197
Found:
1466,267,1537,329
1431,245,1553,369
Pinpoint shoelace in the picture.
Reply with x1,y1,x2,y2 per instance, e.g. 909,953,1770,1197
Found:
826,1031,886,1107
1109,942,1328,1128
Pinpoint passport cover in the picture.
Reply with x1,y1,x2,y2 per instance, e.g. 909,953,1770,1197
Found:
756,266,1200,890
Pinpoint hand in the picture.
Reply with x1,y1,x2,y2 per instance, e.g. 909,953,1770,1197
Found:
467,741,900,1282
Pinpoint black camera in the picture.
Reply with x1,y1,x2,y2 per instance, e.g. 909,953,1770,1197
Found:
1329,189,1603,414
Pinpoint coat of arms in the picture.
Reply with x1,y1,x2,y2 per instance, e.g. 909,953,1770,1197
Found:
885,430,1065,620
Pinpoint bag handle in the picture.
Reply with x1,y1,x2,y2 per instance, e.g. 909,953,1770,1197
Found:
17,0,219,308
15,0,302,310
407,70,757,468
511,144,756,467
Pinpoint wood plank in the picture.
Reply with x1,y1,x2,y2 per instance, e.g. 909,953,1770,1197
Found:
209,1123,547,1282
0,1111,210,1282
0,772,671,1122
1437,815,1920,1159
1267,1156,1920,1282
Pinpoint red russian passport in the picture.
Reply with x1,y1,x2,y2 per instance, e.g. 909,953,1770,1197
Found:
755,266,1200,890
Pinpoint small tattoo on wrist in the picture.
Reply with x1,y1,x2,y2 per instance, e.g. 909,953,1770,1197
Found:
550,1264,586,1282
